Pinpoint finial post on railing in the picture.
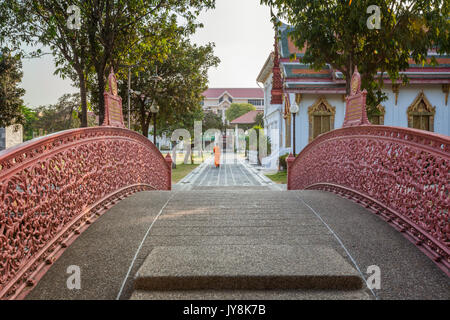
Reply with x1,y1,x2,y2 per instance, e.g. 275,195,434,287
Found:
165,153,173,190
343,66,370,127
286,153,295,190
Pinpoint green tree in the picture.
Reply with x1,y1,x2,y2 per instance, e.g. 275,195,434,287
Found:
0,48,25,127
32,93,82,134
254,112,264,127
202,111,224,132
20,105,38,141
123,36,219,136
262,0,449,111
225,103,256,122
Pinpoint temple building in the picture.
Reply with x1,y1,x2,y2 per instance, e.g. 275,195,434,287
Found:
257,23,450,169
202,88,264,124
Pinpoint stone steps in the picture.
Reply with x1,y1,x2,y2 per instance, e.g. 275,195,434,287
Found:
131,245,368,299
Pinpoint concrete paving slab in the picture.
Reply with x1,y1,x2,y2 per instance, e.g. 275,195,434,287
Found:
297,190,450,300
130,289,372,300
134,245,363,291
142,235,337,247
153,217,322,227
26,191,172,300
147,225,330,237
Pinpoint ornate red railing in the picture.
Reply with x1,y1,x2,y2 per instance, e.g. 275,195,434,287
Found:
0,127,172,299
287,125,450,276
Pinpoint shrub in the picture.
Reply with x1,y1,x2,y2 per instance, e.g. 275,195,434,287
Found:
279,154,288,171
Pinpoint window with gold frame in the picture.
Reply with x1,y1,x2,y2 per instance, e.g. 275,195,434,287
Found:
308,97,336,142
368,105,386,125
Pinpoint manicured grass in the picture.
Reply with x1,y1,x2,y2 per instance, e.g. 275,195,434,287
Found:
265,170,287,184
172,163,200,183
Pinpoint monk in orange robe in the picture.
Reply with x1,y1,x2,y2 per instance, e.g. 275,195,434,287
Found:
213,143,221,168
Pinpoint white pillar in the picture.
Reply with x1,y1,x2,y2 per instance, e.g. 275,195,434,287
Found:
222,108,226,124
235,124,239,150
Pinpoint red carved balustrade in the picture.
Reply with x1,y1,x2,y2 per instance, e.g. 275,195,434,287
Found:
287,125,450,275
0,127,172,299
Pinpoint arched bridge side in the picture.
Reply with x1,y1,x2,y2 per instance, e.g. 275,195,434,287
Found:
0,127,172,299
287,125,449,276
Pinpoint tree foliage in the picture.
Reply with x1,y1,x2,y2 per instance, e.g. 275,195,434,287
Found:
0,48,25,127
20,105,38,141
254,112,264,127
262,0,449,110
202,111,224,132
122,34,219,136
31,93,93,135
225,103,256,122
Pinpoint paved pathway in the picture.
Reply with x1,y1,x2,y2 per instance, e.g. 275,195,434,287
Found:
25,156,450,300
175,154,283,191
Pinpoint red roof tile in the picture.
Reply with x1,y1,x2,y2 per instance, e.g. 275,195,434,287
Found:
203,88,264,99
230,110,263,124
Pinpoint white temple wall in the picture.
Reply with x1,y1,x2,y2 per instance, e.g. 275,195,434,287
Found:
293,94,346,154
382,84,448,135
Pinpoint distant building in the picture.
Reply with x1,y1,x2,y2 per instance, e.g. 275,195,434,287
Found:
0,125,23,151
257,23,450,169
231,110,264,156
202,88,264,124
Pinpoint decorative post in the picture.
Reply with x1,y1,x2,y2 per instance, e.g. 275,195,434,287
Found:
270,31,283,105
286,153,295,190
150,101,160,146
165,153,172,190
290,101,299,156
103,68,125,128
343,67,370,127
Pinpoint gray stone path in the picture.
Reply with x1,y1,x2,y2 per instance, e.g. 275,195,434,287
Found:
175,154,281,191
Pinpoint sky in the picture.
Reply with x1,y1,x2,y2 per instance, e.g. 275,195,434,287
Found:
21,0,275,108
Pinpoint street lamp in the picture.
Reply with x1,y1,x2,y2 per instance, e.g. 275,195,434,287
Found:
119,64,162,129
118,64,140,129
150,100,160,145
290,101,299,156
150,66,163,82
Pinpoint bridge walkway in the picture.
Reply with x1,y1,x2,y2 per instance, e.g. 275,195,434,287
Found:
25,158,450,300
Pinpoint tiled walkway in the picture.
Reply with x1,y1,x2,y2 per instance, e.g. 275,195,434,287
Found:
175,154,282,190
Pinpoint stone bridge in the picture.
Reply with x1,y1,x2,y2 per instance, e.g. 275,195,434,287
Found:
0,123,448,300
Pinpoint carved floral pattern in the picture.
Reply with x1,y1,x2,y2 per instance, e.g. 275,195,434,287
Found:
287,125,450,275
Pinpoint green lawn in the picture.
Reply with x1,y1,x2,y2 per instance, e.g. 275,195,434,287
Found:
163,153,212,165
172,163,200,184
265,170,287,184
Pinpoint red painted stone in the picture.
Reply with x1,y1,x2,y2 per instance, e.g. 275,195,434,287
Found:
102,68,125,128
343,67,370,127
270,32,283,105
0,126,171,299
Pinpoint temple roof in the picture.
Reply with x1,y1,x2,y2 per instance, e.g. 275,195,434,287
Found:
230,110,263,124
263,23,450,93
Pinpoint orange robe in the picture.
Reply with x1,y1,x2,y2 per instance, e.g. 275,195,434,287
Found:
213,146,220,167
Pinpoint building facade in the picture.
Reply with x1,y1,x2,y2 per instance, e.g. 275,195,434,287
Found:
257,24,450,169
202,88,265,124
